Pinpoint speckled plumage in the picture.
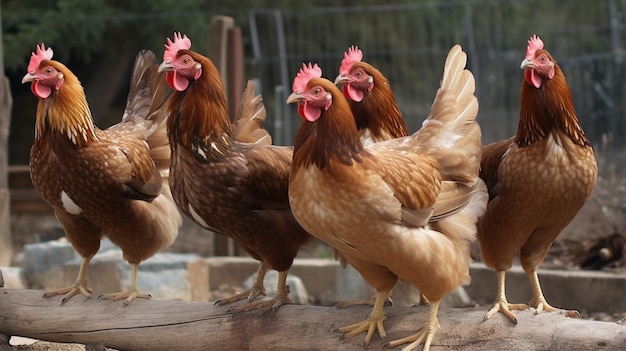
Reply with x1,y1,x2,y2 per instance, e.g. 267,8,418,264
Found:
288,45,486,351
24,49,181,304
477,36,598,323
159,38,311,312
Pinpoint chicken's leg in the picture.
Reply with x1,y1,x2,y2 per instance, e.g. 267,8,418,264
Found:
527,270,579,318
387,299,441,351
99,263,151,306
216,260,269,307
338,289,391,345
484,270,527,323
43,256,93,304
228,270,294,313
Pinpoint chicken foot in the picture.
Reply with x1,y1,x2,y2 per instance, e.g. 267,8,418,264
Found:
333,294,394,308
98,263,151,306
43,256,93,304
216,260,269,308
484,270,527,323
527,270,579,318
338,289,391,345
228,270,294,313
387,300,441,351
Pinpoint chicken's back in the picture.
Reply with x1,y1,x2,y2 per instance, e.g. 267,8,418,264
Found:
171,142,309,271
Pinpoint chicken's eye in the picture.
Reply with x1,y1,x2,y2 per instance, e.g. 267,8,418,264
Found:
356,70,363,78
45,68,53,75
313,88,322,96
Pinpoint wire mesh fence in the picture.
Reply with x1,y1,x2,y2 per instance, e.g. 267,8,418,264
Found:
247,0,626,174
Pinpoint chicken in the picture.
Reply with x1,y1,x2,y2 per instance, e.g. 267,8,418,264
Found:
287,45,487,351
334,45,428,307
477,35,598,323
334,45,409,146
157,33,311,313
22,44,182,305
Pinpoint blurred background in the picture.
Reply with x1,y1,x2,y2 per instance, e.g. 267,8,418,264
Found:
3,0,626,263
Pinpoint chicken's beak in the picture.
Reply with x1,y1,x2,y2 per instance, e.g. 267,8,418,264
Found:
520,58,533,70
334,74,348,85
158,61,173,73
286,91,303,104
22,73,36,84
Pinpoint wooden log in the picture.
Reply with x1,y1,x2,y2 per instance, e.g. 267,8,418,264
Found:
0,288,625,350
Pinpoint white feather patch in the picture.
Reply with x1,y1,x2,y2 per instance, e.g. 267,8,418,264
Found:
188,204,209,228
61,191,82,215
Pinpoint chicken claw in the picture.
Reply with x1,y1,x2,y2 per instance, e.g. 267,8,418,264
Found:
43,257,92,304
388,300,440,351
227,270,293,313
43,283,93,304
531,298,580,319
338,290,389,345
527,270,580,318
99,290,151,306
484,270,527,324
333,295,393,308
217,261,269,308
98,263,151,306
484,300,527,324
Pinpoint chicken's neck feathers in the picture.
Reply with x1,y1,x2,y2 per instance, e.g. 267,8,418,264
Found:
35,70,98,146
516,65,590,148
293,80,366,172
351,65,408,140
167,56,234,154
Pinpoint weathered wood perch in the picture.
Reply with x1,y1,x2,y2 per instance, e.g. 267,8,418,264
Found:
0,289,624,350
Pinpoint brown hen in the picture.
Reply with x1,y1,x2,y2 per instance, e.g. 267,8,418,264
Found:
22,45,181,305
288,45,486,351
477,35,598,323
157,33,311,313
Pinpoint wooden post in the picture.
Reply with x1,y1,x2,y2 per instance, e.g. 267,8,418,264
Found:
227,26,244,125
0,6,14,266
205,15,238,257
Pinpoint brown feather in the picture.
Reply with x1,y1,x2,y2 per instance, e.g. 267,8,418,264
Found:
164,48,311,276
27,50,181,269
232,80,272,145
477,43,597,275
348,62,408,141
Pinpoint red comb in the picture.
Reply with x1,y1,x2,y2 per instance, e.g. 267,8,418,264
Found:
27,43,53,74
339,45,363,76
163,32,192,62
525,35,544,60
292,63,322,93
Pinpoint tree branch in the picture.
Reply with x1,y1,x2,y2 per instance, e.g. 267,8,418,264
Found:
0,288,624,351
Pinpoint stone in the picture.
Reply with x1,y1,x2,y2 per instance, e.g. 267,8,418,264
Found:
0,267,26,289
22,239,78,289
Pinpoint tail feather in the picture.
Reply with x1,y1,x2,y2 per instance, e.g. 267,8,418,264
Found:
109,50,174,192
415,44,481,183
232,80,272,145
431,179,488,244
